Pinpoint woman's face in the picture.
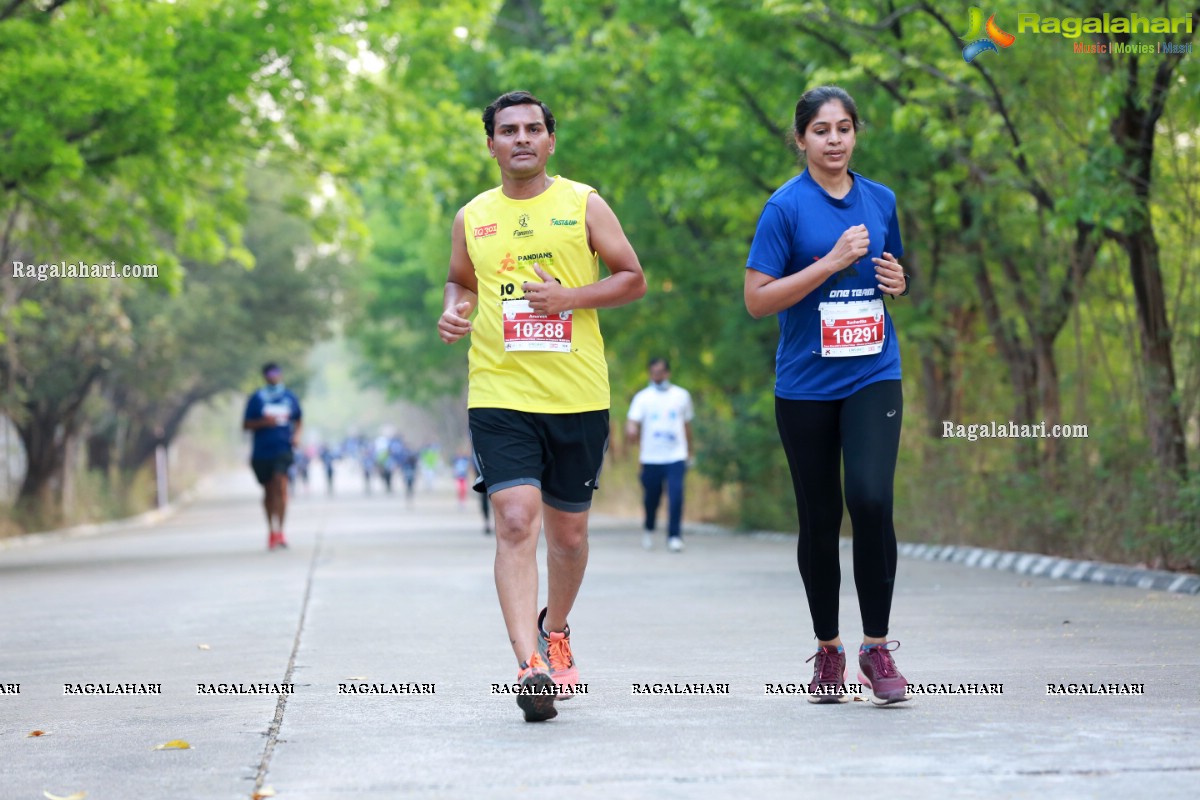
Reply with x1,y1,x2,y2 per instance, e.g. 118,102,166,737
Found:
796,100,856,174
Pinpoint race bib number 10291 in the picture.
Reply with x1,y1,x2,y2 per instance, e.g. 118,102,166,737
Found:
502,299,573,353
818,299,885,357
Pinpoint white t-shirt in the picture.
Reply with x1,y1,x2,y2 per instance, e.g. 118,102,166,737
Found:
628,383,693,464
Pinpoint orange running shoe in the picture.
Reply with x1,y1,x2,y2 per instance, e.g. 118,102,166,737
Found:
516,652,557,722
537,607,579,699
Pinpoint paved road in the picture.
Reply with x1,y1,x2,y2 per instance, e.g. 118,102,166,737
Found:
1,471,1197,799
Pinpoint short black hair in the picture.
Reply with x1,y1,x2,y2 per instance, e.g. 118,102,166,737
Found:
648,357,670,371
482,90,556,139
262,362,280,376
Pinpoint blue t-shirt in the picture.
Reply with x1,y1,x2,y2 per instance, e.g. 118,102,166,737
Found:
746,169,904,400
244,386,303,460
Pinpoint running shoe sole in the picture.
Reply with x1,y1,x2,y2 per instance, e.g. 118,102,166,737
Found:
808,687,851,704
808,662,850,704
517,672,558,722
857,670,911,705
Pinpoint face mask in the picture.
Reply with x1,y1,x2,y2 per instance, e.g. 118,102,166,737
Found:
651,379,670,391
262,382,287,400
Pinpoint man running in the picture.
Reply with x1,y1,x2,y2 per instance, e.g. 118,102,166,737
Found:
243,363,303,550
626,357,694,552
438,90,646,722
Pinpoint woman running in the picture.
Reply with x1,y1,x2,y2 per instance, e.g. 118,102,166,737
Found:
744,85,911,705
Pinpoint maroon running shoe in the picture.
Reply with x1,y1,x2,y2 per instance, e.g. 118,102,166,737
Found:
805,645,849,704
858,641,910,705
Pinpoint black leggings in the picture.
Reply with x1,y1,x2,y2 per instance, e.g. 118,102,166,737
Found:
775,380,902,641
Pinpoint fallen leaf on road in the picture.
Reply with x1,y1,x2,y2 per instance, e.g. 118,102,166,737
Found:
28,729,47,737
198,644,211,650
152,740,192,750
43,792,87,800
252,787,277,799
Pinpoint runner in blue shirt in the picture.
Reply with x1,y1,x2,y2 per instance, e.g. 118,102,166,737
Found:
745,86,911,706
243,362,303,550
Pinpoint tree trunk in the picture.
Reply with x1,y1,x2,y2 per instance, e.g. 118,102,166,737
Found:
14,413,68,526
1033,333,1063,473
11,365,102,522
1124,227,1187,480
1110,53,1189,482
118,389,206,473
964,195,1040,473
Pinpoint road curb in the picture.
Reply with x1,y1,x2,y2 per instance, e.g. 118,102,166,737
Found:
680,521,1200,596
895,541,1200,595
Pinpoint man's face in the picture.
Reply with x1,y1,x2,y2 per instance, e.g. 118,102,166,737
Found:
488,104,555,178
265,369,282,386
648,363,670,384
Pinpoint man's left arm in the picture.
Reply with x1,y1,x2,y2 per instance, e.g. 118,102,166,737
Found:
684,392,694,464
291,397,303,448
523,193,646,314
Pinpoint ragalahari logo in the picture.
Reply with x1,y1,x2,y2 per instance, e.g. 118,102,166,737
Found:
960,7,1016,62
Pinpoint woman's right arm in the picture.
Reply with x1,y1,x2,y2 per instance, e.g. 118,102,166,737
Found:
744,224,869,319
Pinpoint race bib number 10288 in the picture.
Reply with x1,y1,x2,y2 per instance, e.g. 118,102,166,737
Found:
502,299,573,353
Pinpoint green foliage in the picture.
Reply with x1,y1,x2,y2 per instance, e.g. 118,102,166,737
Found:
0,0,377,519
340,0,1198,567
3,0,1196,565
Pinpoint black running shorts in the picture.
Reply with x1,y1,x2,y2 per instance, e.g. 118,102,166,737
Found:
468,408,609,512
251,452,294,486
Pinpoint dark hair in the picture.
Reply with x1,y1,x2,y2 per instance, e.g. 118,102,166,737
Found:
482,91,556,139
262,362,280,375
648,357,670,371
793,86,862,139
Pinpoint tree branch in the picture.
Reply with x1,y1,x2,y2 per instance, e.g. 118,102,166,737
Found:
791,19,908,106
729,76,786,142
916,2,1055,212
0,0,28,22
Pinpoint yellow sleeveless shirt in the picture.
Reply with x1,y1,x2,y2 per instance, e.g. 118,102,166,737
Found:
463,176,609,413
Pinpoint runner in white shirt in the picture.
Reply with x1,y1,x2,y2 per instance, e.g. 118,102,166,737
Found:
625,358,694,552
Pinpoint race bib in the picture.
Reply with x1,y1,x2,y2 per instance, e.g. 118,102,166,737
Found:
818,299,885,357
502,299,572,353
262,402,292,425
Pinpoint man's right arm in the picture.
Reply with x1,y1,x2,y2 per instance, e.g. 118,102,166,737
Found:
624,419,640,448
438,207,479,345
624,393,643,450
242,395,277,430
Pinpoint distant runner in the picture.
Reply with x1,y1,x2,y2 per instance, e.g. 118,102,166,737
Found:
242,362,303,550
626,357,694,552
